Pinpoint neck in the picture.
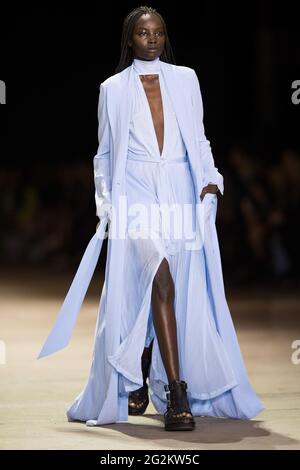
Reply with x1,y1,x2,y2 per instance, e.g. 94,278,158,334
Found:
132,55,161,74
135,55,157,62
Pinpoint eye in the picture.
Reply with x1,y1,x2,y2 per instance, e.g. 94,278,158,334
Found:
136,30,164,38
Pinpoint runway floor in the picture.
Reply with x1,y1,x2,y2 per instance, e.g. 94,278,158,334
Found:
0,267,299,450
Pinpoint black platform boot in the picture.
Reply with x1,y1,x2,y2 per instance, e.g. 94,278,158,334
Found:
164,380,195,431
128,339,154,415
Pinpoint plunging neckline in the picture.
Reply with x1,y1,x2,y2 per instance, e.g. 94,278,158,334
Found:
137,74,165,158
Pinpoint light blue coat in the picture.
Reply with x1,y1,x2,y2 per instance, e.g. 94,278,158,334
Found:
37,60,264,424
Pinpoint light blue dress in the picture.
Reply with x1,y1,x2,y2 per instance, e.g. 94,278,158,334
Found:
39,57,264,424
125,57,237,410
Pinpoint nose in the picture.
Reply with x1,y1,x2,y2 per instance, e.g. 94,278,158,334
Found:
147,32,158,42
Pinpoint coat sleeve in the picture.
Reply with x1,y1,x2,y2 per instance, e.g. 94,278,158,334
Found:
190,69,224,195
93,83,112,219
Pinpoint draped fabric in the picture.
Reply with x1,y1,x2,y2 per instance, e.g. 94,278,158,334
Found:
37,57,264,425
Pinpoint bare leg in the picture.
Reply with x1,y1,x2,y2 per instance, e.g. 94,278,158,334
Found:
151,258,191,418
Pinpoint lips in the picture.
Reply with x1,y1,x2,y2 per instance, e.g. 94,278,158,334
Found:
147,47,158,51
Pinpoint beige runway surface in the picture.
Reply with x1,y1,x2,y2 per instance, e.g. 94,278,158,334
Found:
0,267,299,450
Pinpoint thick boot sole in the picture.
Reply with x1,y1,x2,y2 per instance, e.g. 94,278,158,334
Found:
165,418,196,431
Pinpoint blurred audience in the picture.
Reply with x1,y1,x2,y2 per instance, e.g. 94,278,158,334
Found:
1,146,299,286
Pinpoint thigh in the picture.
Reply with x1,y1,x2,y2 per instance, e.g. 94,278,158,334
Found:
152,257,174,298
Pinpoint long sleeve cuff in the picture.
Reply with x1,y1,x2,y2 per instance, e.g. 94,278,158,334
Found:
203,170,224,196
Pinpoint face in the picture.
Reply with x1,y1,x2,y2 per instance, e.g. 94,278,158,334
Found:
128,13,166,61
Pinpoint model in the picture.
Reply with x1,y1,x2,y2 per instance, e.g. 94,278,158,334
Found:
38,6,264,432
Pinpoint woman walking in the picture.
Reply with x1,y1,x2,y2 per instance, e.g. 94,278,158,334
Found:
38,6,264,432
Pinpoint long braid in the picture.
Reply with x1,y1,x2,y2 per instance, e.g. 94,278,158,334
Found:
115,6,176,74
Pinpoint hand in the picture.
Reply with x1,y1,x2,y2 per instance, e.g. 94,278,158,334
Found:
200,184,219,202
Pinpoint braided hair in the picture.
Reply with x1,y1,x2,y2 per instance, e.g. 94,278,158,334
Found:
115,6,176,73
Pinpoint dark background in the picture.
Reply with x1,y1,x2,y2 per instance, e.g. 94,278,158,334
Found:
1,1,299,287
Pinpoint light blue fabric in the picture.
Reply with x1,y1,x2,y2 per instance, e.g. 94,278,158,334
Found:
37,57,265,425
